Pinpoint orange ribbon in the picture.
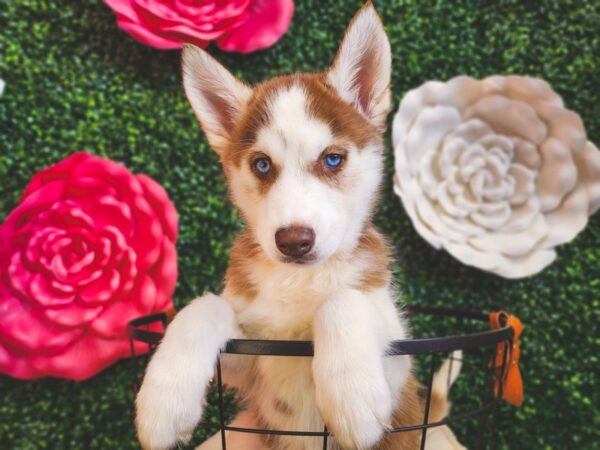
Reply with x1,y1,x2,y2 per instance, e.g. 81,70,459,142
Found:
489,311,523,407
165,306,177,324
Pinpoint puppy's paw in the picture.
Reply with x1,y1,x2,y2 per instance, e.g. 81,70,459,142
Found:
314,360,393,449
134,293,237,450
135,362,207,450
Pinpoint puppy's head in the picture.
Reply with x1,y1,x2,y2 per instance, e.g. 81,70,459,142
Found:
182,3,391,266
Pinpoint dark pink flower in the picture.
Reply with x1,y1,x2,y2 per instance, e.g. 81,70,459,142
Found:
0,152,178,380
104,0,294,53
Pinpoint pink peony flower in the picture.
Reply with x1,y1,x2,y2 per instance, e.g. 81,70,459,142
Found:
104,0,295,53
0,152,178,380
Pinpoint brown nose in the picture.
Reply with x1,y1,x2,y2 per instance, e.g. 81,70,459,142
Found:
275,226,315,258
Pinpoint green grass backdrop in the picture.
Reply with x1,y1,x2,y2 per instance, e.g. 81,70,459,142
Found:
0,0,599,449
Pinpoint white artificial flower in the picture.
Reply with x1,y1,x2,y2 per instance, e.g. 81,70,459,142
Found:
0,79,5,96
393,75,600,278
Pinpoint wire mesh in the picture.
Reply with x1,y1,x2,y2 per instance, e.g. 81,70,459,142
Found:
129,306,514,449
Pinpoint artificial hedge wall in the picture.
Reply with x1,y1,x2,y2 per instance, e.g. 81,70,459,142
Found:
0,0,598,449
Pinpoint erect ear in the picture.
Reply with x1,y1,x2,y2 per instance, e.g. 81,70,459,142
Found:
182,44,252,155
326,2,392,132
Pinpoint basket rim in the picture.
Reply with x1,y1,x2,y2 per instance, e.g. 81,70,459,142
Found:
128,305,514,356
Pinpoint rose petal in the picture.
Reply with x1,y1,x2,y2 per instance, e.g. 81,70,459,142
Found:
90,274,158,338
25,153,144,200
29,333,132,381
43,302,103,328
89,196,134,239
0,343,44,379
148,238,177,311
104,0,139,22
119,17,205,49
30,272,76,306
0,292,82,354
22,152,91,198
78,269,121,305
216,0,294,53
137,174,178,242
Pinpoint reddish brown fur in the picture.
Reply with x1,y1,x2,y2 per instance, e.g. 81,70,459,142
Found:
239,374,448,450
380,375,449,450
222,74,381,174
353,226,392,292
225,230,261,301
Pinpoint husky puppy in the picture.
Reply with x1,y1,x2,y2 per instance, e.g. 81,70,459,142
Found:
135,3,465,450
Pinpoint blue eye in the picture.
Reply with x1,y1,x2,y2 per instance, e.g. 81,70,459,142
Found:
254,157,271,175
324,153,343,168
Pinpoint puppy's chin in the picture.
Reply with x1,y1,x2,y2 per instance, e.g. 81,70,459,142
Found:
278,254,319,266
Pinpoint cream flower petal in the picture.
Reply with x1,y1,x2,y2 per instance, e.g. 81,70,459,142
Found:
441,137,469,179
534,102,586,151
392,81,446,148
393,75,600,278
509,163,536,205
471,201,511,229
577,141,600,214
418,150,440,199
449,119,493,144
465,96,548,145
539,182,590,249
503,197,541,233
415,192,474,243
537,138,578,212
513,138,542,170
445,239,556,279
404,106,461,176
438,76,487,110
502,75,563,107
439,211,486,237
469,215,548,257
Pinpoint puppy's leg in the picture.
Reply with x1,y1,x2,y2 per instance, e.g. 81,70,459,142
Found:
195,409,268,450
136,293,237,450
312,289,409,450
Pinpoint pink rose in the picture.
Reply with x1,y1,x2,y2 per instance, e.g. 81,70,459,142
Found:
104,0,295,53
0,152,178,380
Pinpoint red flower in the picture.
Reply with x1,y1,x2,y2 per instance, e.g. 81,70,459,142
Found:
104,0,295,53
0,152,178,380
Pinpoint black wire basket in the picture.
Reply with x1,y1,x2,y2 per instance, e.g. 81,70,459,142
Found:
129,306,517,450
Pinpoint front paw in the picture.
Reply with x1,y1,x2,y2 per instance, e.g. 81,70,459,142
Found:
135,361,207,450
313,360,393,449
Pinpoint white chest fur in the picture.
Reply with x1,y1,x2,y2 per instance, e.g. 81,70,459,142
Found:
220,257,409,450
